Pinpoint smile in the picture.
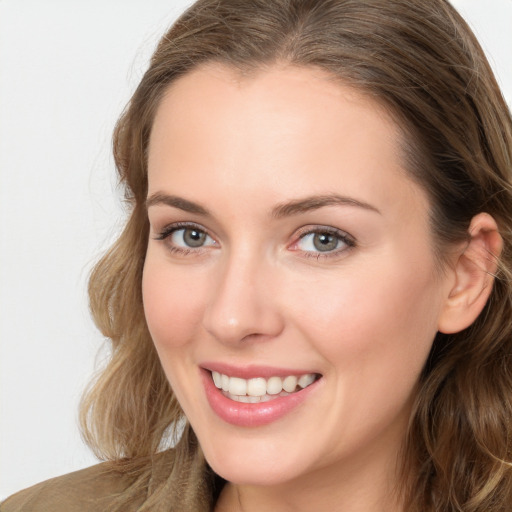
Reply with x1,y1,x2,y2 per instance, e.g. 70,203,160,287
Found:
211,371,317,403
201,367,323,427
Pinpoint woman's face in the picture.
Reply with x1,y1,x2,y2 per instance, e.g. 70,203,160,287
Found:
143,64,453,486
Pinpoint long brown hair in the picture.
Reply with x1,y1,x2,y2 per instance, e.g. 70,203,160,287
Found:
80,1,512,510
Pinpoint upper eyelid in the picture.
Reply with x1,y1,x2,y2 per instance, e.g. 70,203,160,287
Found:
293,225,355,242
154,221,213,239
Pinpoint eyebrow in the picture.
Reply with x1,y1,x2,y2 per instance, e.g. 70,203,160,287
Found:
146,193,211,216
271,194,381,218
145,192,380,218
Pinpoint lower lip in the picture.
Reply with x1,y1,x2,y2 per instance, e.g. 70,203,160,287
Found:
201,369,320,427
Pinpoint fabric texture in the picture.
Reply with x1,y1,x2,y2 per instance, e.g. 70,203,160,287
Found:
0,462,142,512
0,448,220,512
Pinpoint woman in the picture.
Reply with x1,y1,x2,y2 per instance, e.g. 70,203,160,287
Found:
2,0,512,510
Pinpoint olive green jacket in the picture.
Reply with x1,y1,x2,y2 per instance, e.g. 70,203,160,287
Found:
1,448,219,512
0,463,140,512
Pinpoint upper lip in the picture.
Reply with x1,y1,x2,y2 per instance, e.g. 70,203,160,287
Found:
200,362,321,380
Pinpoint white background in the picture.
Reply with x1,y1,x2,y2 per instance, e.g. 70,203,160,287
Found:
1,0,511,500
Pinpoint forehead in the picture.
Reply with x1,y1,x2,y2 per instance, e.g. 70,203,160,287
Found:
147,63,428,222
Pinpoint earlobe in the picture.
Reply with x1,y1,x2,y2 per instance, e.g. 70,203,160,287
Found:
438,213,503,334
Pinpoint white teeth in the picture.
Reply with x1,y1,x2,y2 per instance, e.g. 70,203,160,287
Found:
266,376,283,395
211,371,318,398
229,377,247,396
282,375,298,393
247,377,267,397
212,371,222,388
221,374,230,392
298,373,315,389
229,394,260,403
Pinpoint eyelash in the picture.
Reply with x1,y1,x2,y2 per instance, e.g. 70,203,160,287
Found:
154,222,356,259
292,226,356,259
154,222,215,256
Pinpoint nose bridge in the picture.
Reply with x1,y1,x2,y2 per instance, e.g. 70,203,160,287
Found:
202,244,283,344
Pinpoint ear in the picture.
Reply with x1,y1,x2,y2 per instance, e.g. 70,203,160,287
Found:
438,213,503,334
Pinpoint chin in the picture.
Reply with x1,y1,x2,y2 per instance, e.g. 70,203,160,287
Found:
209,460,299,487
201,437,311,486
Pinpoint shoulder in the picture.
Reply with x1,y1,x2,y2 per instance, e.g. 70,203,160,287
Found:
0,462,137,512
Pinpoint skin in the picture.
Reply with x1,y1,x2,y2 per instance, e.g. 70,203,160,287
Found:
142,64,500,511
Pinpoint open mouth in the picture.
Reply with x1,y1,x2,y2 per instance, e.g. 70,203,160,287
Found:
210,370,322,403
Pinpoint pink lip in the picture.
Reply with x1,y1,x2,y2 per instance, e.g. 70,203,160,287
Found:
200,368,321,427
201,361,319,379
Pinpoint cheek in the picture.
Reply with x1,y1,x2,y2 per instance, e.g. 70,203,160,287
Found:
142,253,206,351
289,260,441,385
287,262,442,450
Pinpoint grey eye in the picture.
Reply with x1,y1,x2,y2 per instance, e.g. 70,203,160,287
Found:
183,228,206,247
312,233,339,251
297,232,348,253
171,228,214,248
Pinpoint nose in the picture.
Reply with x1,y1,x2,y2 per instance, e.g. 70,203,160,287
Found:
202,251,285,345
